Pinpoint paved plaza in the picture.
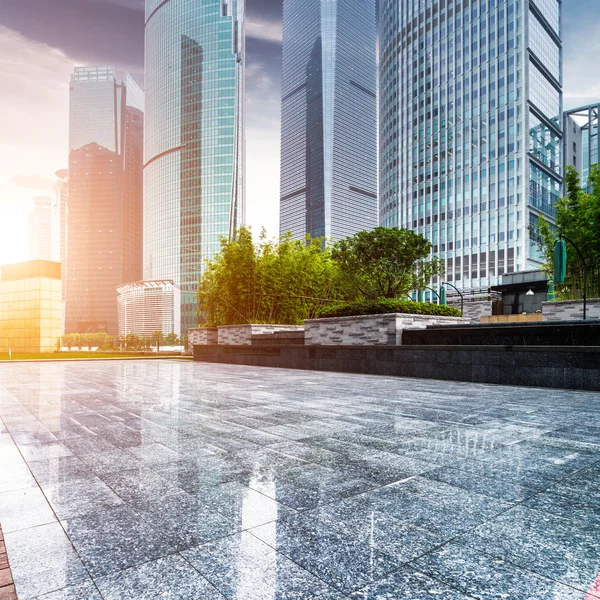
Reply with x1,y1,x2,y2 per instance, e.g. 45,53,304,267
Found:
0,360,599,599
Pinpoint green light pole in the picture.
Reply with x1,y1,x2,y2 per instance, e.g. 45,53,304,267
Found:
555,235,588,320
442,282,464,315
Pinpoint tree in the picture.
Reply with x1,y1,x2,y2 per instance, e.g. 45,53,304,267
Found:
198,226,343,326
165,332,179,347
533,164,600,298
151,331,165,352
331,227,445,300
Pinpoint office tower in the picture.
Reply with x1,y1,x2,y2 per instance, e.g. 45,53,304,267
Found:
380,0,563,289
564,103,599,190
144,0,246,333
28,197,52,261
280,0,378,242
52,169,68,299
66,66,143,335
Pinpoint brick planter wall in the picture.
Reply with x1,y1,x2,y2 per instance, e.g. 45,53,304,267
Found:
542,299,600,322
187,327,218,352
305,313,470,346
0,524,17,599
217,324,305,346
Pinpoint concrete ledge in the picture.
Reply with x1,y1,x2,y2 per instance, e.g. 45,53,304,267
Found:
305,313,470,346
193,344,600,391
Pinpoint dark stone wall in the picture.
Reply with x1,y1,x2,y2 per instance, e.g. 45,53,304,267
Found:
193,344,600,391
403,322,600,347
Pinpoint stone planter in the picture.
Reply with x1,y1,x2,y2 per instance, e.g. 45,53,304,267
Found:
217,324,305,346
187,327,218,351
305,313,471,346
542,299,600,321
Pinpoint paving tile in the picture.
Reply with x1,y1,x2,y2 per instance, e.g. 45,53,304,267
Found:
0,462,37,493
26,456,96,487
0,487,56,533
249,513,402,594
61,505,176,577
94,554,224,600
18,441,73,462
350,475,512,538
35,580,103,599
423,465,540,502
414,539,596,599
42,476,124,519
459,505,600,593
127,489,238,549
248,464,377,511
4,522,89,599
182,532,345,599
348,566,472,599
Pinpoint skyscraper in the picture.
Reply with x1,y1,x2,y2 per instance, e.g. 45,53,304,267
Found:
28,197,52,261
144,0,245,333
66,66,144,335
280,0,378,241
564,102,599,190
380,0,563,289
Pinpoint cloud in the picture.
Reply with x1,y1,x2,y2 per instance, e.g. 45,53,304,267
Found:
9,175,57,191
246,17,282,43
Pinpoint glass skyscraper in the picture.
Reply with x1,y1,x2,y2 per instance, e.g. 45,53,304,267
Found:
66,66,144,336
280,0,378,241
380,0,563,290
144,0,245,333
564,102,599,191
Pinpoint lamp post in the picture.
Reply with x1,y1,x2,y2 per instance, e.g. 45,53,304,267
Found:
442,282,464,315
425,286,441,304
560,234,588,320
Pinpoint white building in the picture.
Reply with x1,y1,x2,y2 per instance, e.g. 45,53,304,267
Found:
117,280,181,337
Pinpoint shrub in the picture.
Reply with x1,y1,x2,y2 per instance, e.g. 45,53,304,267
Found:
316,298,462,319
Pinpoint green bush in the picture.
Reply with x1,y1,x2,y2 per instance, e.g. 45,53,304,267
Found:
316,298,462,319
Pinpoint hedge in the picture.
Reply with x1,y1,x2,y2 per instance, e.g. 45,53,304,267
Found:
316,298,463,319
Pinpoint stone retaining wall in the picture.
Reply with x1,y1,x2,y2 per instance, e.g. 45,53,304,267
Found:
217,324,305,346
187,328,218,352
305,313,470,346
542,299,600,321
461,301,493,322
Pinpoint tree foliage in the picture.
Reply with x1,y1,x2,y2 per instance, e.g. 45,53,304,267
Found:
198,227,342,326
331,227,445,300
533,165,600,298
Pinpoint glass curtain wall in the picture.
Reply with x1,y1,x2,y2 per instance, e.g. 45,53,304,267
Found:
144,0,245,333
380,0,563,291
280,0,378,242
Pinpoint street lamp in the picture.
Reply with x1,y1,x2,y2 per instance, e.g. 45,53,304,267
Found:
442,282,464,315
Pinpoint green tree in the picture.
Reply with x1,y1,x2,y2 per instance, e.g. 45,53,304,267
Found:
198,226,343,326
533,165,600,298
124,333,142,351
165,332,179,347
151,331,165,352
331,227,445,300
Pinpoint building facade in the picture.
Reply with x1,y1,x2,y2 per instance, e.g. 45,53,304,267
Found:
280,0,379,242
117,280,181,338
28,197,52,261
52,169,69,325
144,0,245,334
0,260,62,354
66,67,144,336
380,0,563,291
564,102,599,190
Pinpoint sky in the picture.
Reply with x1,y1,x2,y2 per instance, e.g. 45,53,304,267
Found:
0,0,599,265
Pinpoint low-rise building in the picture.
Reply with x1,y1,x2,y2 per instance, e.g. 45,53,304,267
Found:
0,260,63,353
117,280,180,338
